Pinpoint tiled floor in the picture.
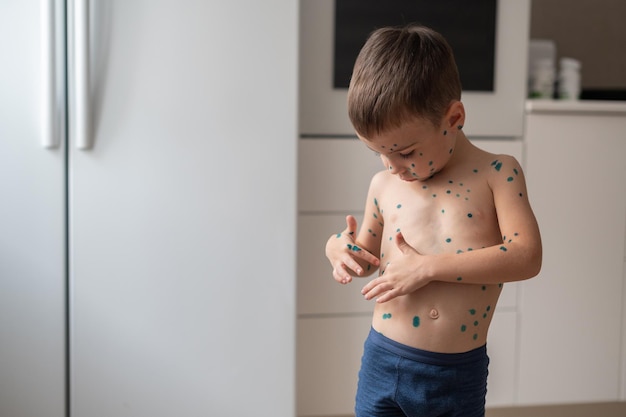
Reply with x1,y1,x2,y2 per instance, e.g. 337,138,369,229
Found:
486,402,626,417
311,402,626,417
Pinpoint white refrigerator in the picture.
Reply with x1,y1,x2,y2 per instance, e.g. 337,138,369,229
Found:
0,1,298,416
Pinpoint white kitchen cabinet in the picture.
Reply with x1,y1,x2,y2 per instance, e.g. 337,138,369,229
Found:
519,101,626,405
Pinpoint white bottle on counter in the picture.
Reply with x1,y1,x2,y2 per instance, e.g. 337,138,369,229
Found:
530,58,555,99
558,57,581,100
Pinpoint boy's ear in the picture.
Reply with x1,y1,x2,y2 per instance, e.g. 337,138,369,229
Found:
444,100,465,130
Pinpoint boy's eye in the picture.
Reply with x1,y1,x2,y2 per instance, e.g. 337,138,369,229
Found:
400,150,415,159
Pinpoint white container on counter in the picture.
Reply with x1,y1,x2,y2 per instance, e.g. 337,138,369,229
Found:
558,57,581,100
530,58,555,99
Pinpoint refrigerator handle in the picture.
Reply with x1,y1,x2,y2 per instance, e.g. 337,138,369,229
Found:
74,0,91,150
41,0,58,149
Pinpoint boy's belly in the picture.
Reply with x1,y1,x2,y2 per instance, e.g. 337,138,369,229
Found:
371,280,502,353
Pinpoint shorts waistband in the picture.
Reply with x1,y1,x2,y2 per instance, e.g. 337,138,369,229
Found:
367,327,487,367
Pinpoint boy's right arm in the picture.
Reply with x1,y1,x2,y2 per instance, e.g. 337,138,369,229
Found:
325,215,380,284
326,175,384,284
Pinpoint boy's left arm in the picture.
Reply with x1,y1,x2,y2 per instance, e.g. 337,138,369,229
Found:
362,156,542,303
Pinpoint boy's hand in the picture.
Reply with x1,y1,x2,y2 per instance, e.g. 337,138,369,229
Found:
325,215,380,285
361,232,431,303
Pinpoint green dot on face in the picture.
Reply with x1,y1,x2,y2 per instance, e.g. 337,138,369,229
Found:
413,316,420,328
446,238,452,243
469,309,476,315
461,324,467,332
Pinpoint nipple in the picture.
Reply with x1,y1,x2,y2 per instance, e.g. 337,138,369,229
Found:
429,308,440,319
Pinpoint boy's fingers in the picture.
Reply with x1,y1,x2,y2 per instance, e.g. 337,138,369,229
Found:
345,215,358,236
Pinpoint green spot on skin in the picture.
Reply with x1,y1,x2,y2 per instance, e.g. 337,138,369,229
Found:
514,168,519,175
412,316,420,328
473,169,478,173
347,244,362,252
456,276,463,281
336,233,342,238
373,213,378,219
491,160,502,171
382,313,392,320
432,194,437,198
473,334,478,340
469,309,476,315
446,190,451,194
461,324,467,332
428,161,433,166
446,238,452,243
483,313,488,318
467,213,473,218
397,204,402,209
499,246,508,252
507,177,514,182
474,321,479,326
486,305,491,312
482,286,487,291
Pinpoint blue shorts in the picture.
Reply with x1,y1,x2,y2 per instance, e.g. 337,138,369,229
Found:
355,328,489,417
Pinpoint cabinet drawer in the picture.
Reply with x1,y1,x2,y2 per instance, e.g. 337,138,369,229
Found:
298,139,382,212
297,316,372,416
298,214,375,315
486,311,518,407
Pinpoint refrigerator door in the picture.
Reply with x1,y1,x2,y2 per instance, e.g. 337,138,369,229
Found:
0,1,66,417
67,2,297,416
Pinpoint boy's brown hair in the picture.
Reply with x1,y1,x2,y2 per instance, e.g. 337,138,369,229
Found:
347,25,462,138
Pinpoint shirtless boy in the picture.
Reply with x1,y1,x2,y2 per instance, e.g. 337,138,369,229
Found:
325,25,542,417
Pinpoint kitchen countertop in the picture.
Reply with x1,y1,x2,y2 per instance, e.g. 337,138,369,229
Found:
526,99,626,115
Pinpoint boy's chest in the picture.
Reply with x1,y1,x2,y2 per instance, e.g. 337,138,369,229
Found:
378,178,500,254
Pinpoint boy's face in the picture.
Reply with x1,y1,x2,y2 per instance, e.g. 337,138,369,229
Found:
357,116,457,182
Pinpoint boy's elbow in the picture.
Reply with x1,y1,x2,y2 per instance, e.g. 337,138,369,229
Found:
526,244,543,279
